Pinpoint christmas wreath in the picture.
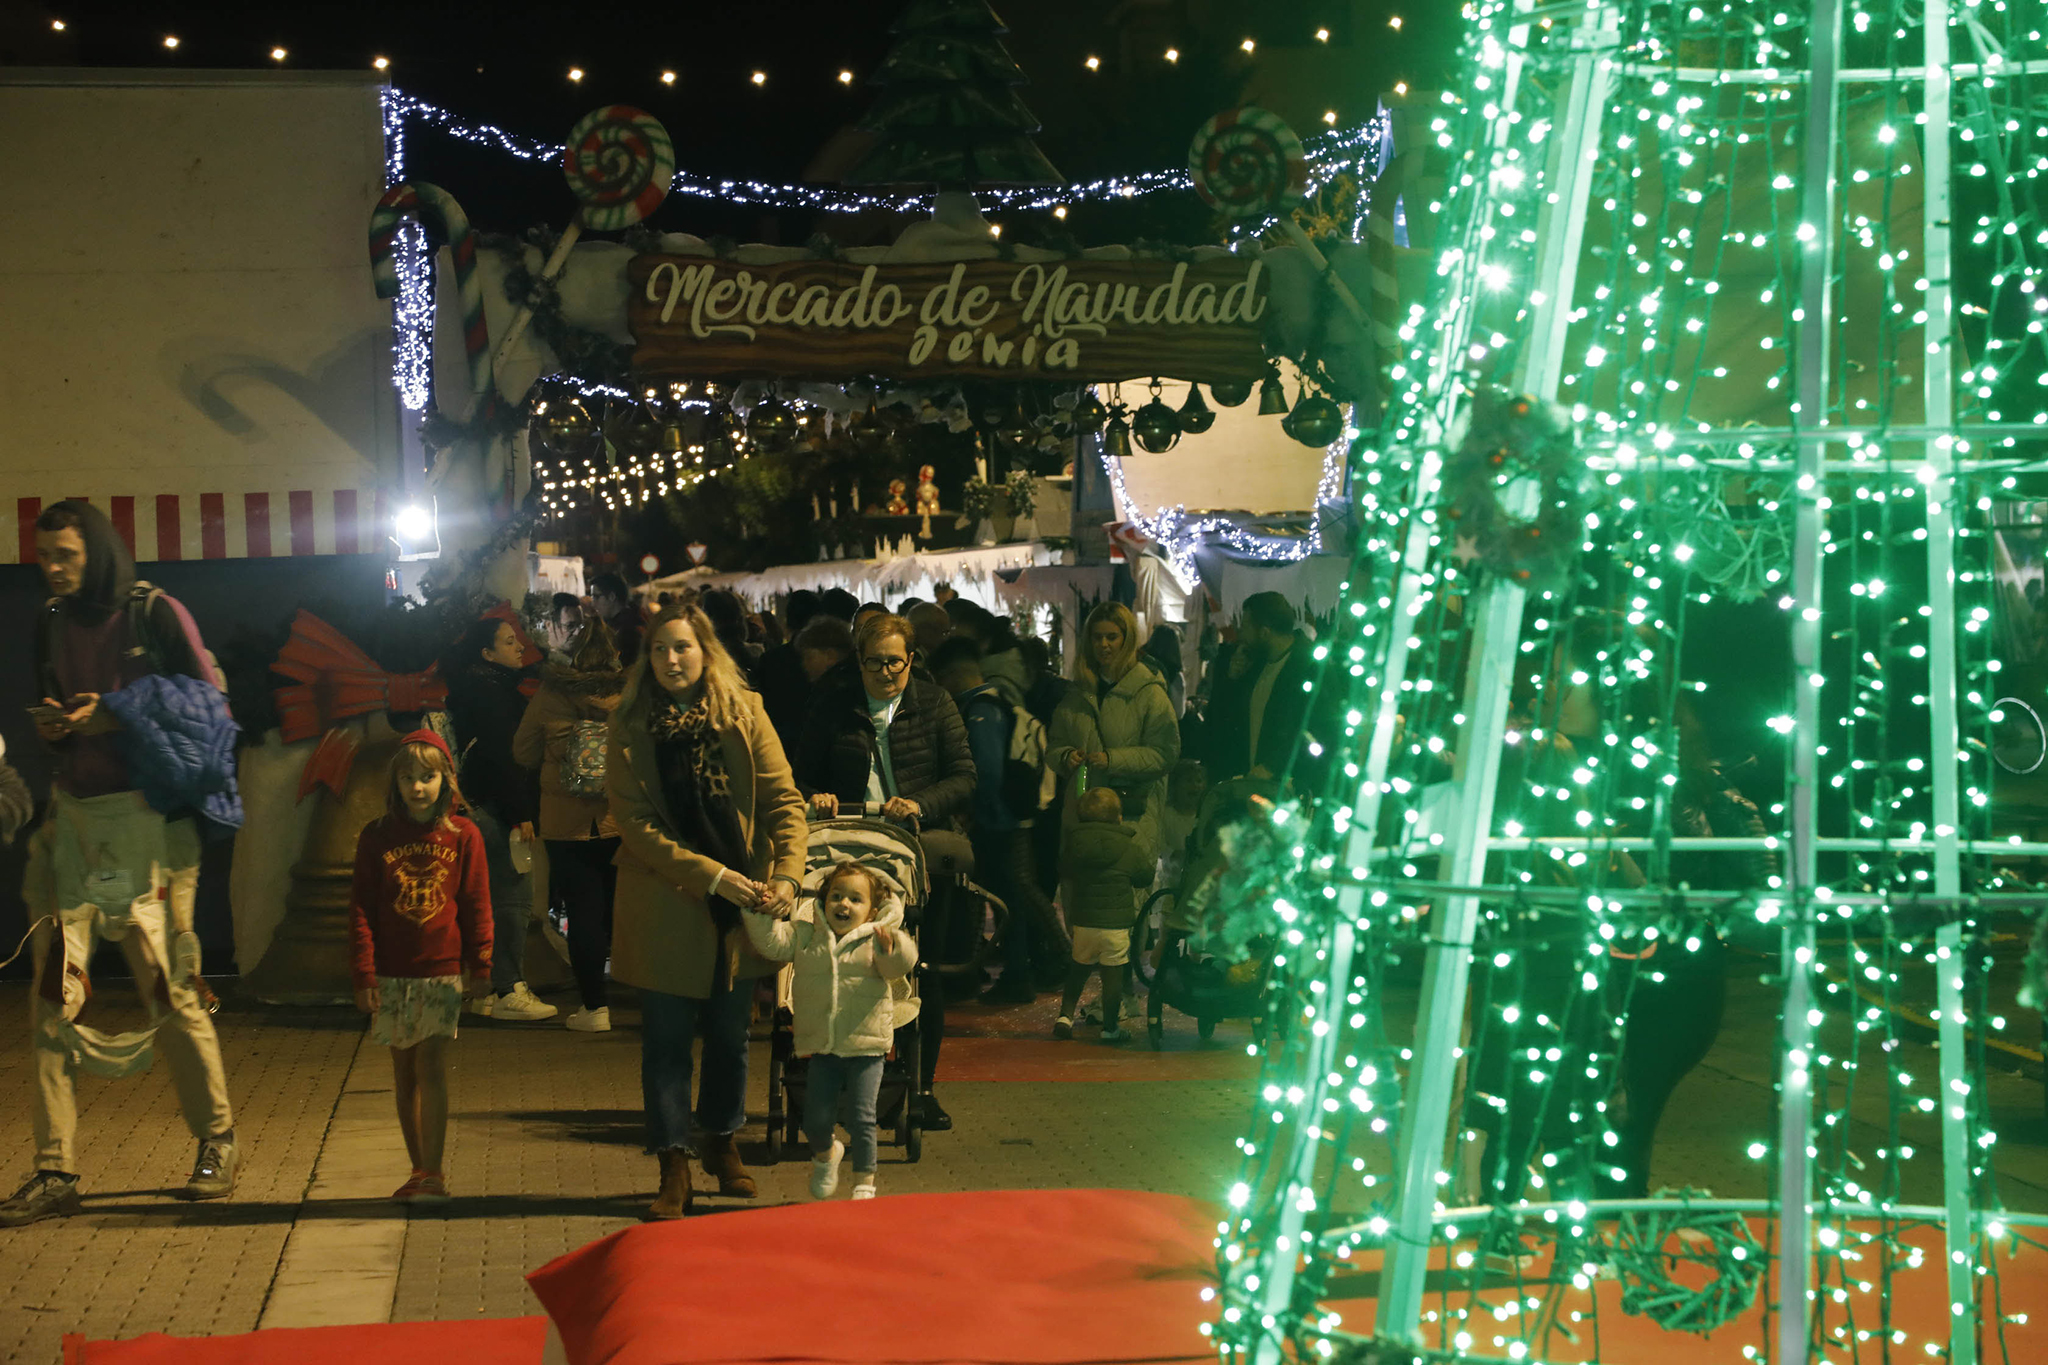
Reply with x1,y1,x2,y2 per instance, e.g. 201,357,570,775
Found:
1607,1192,1767,1334
1443,387,1586,592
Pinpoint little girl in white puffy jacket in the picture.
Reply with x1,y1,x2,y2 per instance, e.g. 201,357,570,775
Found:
743,861,917,1199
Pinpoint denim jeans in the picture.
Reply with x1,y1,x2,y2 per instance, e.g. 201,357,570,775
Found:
546,836,618,1009
639,979,753,1154
471,807,532,993
803,1052,884,1174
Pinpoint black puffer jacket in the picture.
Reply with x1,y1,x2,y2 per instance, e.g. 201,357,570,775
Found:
794,667,976,823
446,659,541,825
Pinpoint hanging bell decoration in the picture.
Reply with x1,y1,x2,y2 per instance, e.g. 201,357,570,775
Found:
536,399,598,460
1256,367,1290,416
747,395,797,451
1177,383,1217,435
1071,391,1109,434
612,403,663,460
1103,401,1133,463
1131,380,1181,454
1208,375,1254,407
658,413,689,460
1287,390,1346,448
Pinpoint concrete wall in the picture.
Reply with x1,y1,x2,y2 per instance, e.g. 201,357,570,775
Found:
0,69,400,529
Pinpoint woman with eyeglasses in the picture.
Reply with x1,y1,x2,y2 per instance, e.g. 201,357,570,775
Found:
794,612,975,1130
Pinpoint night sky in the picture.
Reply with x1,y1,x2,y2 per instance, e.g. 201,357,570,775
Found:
4,0,1462,243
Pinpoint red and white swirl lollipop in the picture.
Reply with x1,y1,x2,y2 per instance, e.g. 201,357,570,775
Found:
565,104,676,231
494,105,676,368
1189,106,1366,328
1189,106,1308,219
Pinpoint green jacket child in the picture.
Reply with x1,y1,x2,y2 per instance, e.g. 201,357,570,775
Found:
1060,789,1157,930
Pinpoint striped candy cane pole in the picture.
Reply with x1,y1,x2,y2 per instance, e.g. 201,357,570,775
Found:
1364,146,1421,416
369,182,492,411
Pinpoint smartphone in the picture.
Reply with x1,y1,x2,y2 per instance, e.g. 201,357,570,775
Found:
27,704,64,723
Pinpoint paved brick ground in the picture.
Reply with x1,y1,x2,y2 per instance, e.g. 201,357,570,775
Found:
3,962,2044,1363
0,979,1255,1360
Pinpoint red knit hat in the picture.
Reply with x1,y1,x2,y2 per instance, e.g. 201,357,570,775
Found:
398,728,455,762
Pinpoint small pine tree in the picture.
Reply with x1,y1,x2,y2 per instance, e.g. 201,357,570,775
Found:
845,0,1063,188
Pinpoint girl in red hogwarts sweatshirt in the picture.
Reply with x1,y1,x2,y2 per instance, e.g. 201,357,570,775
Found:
350,729,493,1203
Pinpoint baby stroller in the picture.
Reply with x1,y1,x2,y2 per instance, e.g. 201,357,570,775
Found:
764,811,930,1163
1133,777,1275,1049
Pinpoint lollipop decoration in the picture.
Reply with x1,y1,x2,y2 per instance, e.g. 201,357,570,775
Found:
1189,106,1367,329
1189,106,1308,219
491,105,677,369
369,181,491,412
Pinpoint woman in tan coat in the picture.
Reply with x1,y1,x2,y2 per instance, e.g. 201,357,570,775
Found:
513,620,625,1033
607,602,807,1219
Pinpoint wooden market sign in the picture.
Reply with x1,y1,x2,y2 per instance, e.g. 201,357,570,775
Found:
627,254,1269,383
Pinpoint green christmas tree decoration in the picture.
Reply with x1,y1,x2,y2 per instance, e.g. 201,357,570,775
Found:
845,0,1062,189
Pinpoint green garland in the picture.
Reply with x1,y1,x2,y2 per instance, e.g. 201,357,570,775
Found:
1442,386,1587,593
1608,1192,1767,1334
1652,464,1793,604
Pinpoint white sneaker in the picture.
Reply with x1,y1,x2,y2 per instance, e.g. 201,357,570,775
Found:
850,1174,877,1200
810,1139,844,1198
467,993,494,1017
565,1006,611,1033
492,983,557,1021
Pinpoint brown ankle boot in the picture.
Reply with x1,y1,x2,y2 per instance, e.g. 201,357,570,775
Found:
700,1131,757,1198
647,1149,691,1220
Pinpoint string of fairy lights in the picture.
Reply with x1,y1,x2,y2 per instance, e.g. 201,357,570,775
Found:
1203,2,2048,1363
378,84,1386,556
34,10,1412,114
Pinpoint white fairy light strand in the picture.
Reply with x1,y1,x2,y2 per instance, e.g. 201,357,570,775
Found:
1100,427,1350,576
384,91,1383,218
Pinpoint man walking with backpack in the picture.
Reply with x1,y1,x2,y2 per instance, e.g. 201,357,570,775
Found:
930,638,1067,1004
3,500,239,1227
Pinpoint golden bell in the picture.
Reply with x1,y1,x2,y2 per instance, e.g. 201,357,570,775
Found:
1257,370,1290,416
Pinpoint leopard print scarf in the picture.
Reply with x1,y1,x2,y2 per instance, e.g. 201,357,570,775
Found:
649,690,750,990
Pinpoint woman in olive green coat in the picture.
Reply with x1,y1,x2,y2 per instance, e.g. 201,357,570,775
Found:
607,601,807,1219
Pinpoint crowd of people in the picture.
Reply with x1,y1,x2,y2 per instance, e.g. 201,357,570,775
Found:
0,497,1331,1226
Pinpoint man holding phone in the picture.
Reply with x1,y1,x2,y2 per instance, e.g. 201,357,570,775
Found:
0,500,238,1228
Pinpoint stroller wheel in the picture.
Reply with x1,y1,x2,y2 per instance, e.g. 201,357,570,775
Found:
1197,1016,1217,1042
906,1119,923,1163
1147,1020,1163,1050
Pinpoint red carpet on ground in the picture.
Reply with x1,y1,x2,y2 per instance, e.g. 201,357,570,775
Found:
64,1316,549,1365
67,1190,1219,1365
529,1188,1219,1364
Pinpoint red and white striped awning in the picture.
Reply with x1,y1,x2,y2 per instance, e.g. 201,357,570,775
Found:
13,490,390,565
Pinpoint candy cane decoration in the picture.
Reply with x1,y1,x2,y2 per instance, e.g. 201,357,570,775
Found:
1365,145,1422,410
369,182,491,411
491,105,676,369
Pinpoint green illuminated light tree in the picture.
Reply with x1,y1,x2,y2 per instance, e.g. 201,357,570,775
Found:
845,0,1062,189
1205,2,2048,1363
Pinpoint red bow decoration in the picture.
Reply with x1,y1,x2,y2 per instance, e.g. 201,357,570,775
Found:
297,727,362,802
272,610,448,744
